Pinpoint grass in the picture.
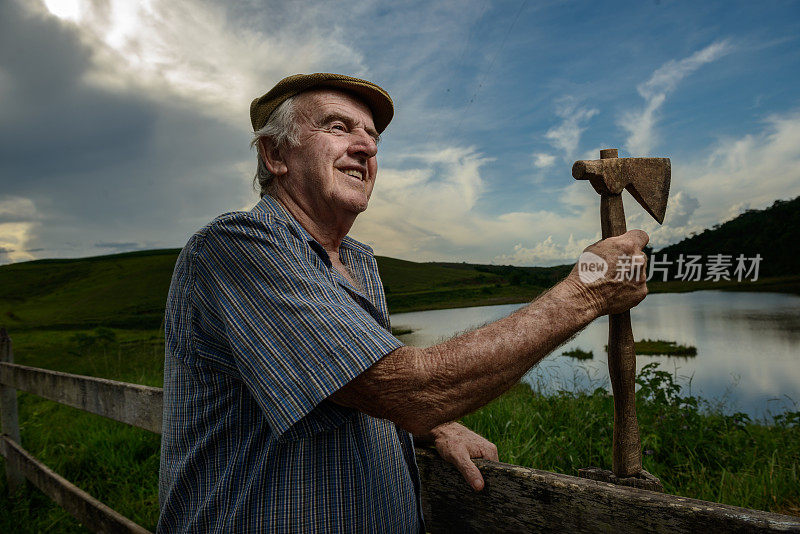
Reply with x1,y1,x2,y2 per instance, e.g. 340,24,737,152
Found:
462,363,800,516
602,339,698,357
635,339,698,356
0,248,535,324
561,348,594,360
0,250,178,331
390,326,414,336
1,249,798,327
0,328,165,533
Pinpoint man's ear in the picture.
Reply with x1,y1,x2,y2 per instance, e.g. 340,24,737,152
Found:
258,138,288,176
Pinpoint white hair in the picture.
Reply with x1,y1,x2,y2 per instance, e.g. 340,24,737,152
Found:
250,96,301,197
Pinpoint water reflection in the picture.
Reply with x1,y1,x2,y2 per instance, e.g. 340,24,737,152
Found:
390,291,800,419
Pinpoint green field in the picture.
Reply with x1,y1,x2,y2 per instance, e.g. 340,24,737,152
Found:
0,328,164,532
0,249,554,329
1,248,799,531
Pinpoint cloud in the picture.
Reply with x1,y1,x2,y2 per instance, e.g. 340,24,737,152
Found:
352,146,491,261
544,97,598,159
1,0,504,264
665,191,701,228
624,109,800,251
0,196,40,263
0,0,375,262
493,234,597,266
533,153,556,168
352,150,603,266
620,40,733,155
626,190,703,250
94,241,140,251
33,0,368,122
1,1,794,271
0,196,38,224
678,109,800,226
0,246,15,264
0,223,37,263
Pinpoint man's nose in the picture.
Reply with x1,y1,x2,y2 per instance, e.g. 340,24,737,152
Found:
348,129,378,159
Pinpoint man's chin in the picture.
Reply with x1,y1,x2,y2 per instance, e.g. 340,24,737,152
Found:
348,201,369,214
341,193,370,214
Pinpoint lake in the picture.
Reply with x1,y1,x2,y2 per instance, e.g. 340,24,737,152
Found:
390,291,800,420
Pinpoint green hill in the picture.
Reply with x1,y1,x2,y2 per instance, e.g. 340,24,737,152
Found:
655,196,800,278
0,248,557,331
0,249,179,330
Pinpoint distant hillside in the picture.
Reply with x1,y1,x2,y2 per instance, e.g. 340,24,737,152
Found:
655,196,800,279
434,262,573,288
0,248,554,331
0,249,181,331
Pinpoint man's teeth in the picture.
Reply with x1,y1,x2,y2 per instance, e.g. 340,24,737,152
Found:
341,169,363,180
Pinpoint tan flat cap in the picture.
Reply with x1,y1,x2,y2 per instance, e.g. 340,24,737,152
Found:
250,73,394,134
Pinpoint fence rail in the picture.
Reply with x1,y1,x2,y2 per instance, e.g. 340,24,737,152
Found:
0,435,150,534
1,329,799,533
0,361,163,433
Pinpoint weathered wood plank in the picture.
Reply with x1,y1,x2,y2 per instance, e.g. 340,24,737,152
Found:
416,447,800,533
0,362,163,433
0,435,152,533
0,329,23,493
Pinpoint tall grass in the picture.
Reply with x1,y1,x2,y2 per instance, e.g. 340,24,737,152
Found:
0,329,164,533
462,363,800,515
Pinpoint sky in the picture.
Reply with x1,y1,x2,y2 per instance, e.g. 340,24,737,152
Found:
1,0,799,266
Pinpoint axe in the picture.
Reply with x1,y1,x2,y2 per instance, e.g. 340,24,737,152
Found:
572,148,670,491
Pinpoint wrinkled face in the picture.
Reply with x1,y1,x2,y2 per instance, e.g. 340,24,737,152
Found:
278,89,380,220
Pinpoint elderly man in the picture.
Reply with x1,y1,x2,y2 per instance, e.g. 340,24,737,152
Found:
158,73,649,533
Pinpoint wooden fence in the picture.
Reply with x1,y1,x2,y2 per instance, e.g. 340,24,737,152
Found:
1,329,799,533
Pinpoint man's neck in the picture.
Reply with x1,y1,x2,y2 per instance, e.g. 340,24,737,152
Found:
271,191,356,256
270,193,364,290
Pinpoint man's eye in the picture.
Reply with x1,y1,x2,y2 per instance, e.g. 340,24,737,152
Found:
330,124,346,132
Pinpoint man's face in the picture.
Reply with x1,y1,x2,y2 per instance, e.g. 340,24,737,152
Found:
277,89,380,220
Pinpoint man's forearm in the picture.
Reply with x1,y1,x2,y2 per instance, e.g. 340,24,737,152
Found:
332,278,599,434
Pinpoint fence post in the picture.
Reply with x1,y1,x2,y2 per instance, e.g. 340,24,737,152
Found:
0,328,24,493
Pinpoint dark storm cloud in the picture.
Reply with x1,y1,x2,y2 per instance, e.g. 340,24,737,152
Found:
0,247,13,263
0,1,258,261
0,212,36,224
0,1,155,181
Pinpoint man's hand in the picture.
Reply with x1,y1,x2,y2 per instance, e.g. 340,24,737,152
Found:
422,422,499,491
565,229,650,316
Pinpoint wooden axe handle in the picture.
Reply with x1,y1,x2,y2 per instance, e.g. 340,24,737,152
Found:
601,193,643,478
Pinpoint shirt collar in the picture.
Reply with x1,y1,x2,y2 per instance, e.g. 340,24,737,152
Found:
251,195,375,257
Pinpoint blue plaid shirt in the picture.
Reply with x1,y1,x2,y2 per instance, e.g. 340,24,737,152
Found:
158,195,424,533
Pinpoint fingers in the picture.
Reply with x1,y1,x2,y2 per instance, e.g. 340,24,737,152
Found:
484,443,499,462
625,229,649,249
431,424,498,491
451,453,485,491
570,228,651,316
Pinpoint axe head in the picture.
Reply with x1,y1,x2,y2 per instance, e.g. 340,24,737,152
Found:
572,156,671,224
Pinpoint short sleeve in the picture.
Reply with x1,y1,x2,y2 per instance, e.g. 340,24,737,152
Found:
192,212,403,436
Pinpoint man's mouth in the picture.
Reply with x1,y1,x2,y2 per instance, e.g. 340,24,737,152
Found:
338,168,365,181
